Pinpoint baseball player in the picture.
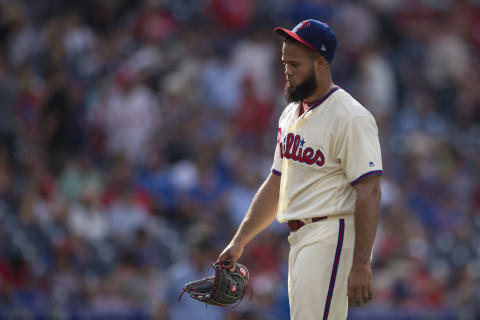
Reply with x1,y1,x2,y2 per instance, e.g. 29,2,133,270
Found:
218,19,383,319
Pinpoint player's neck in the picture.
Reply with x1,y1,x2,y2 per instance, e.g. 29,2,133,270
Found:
304,81,335,105
299,81,336,117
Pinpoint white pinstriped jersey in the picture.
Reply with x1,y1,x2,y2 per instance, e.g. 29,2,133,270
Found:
271,86,383,223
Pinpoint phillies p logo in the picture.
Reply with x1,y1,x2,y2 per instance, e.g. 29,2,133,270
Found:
293,21,311,32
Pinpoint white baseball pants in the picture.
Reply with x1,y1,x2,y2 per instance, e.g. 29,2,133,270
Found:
288,215,354,320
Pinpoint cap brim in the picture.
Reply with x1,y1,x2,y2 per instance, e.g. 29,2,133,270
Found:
274,27,317,52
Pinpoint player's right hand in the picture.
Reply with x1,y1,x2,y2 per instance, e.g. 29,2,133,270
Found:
217,243,244,272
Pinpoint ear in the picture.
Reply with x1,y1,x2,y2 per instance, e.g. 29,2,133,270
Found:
313,55,325,71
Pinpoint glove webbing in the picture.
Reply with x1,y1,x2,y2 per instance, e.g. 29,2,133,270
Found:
177,276,214,302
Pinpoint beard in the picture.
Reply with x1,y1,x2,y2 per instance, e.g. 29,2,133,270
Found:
285,68,318,103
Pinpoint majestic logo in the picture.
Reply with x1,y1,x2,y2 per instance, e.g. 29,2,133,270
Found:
369,161,375,167
293,21,311,33
279,133,325,167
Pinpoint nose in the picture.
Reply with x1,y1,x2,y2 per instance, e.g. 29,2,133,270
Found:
284,64,293,77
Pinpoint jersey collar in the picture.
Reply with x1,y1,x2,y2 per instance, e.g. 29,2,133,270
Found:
301,85,339,115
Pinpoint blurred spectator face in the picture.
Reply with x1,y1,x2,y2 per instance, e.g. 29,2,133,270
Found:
282,41,318,103
190,240,217,270
80,187,99,207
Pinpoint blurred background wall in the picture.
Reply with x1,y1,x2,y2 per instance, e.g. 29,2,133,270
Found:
0,0,479,319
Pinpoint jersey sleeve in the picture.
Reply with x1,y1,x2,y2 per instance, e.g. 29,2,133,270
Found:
271,128,283,176
336,115,383,185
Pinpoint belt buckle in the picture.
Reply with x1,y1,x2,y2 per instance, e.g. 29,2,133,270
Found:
300,217,313,225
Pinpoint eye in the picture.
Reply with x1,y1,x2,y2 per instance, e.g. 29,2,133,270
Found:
282,61,298,68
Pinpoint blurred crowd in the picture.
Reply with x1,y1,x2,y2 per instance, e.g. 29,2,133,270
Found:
0,0,479,319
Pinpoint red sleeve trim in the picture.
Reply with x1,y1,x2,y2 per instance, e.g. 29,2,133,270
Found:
271,169,282,177
350,170,383,186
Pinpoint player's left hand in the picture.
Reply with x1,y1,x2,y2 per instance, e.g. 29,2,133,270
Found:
347,263,373,307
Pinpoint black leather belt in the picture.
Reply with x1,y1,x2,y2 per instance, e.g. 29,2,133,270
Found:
287,216,328,232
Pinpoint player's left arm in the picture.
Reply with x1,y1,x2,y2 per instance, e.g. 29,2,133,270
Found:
348,174,382,308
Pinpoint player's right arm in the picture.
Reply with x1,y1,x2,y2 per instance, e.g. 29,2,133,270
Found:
218,172,280,270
